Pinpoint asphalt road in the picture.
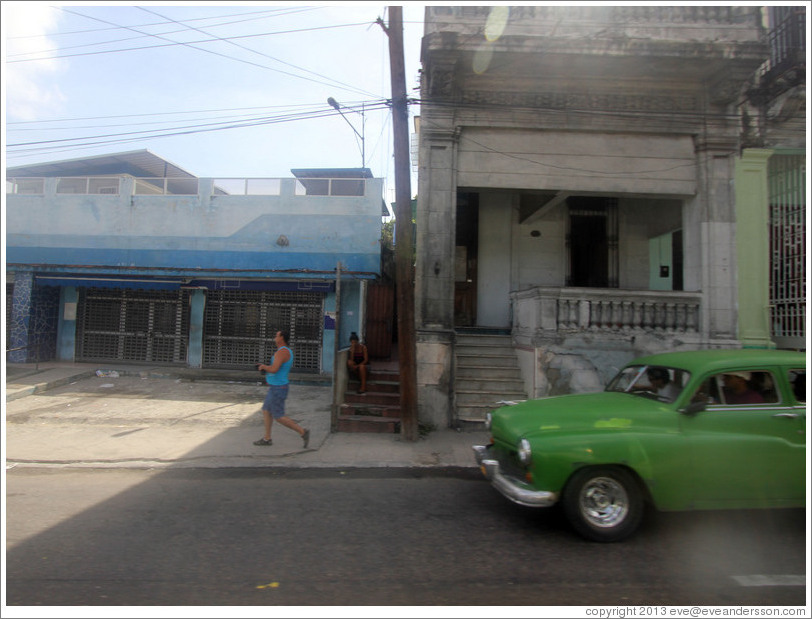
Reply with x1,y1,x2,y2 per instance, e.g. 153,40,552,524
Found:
5,467,807,609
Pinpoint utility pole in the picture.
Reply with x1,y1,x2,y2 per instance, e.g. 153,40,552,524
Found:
379,7,418,441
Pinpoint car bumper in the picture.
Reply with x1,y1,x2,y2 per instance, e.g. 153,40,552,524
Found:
472,444,558,508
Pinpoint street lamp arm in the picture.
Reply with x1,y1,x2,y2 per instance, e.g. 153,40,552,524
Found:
331,107,363,141
327,97,366,167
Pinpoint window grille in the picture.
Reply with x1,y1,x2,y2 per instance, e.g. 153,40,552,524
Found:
6,178,44,194
76,288,190,364
768,6,806,70
768,154,806,349
55,177,121,195
202,290,323,371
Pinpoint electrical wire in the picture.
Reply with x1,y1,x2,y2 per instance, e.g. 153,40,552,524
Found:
5,101,394,160
4,8,414,171
5,7,317,41
134,6,377,101
10,7,379,99
4,7,320,58
8,12,380,65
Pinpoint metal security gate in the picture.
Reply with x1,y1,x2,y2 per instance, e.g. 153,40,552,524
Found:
202,290,323,371
76,288,190,364
768,154,806,349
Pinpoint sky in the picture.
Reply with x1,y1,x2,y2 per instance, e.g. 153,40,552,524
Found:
2,2,427,203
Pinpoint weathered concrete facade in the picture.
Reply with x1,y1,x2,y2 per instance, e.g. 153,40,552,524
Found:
416,6,771,427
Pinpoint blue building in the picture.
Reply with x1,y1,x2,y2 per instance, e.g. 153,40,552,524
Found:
5,150,387,374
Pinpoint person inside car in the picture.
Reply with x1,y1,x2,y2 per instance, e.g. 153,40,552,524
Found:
644,367,681,402
722,371,765,404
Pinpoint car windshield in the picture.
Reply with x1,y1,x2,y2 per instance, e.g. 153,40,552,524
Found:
605,365,690,403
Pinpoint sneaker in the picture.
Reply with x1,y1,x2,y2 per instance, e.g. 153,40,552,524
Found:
302,429,310,448
253,438,272,446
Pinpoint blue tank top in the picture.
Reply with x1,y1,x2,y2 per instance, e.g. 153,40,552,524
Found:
267,346,293,386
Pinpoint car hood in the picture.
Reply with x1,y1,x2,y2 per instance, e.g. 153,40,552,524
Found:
490,391,672,441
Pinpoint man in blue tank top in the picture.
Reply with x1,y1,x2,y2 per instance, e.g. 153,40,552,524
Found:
253,330,310,448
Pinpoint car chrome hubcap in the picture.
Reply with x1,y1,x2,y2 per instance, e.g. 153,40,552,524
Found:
580,476,628,528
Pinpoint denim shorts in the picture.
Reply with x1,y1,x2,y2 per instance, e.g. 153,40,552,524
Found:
262,384,289,419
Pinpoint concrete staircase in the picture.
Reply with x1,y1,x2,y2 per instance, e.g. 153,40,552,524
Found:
338,367,401,433
454,332,528,426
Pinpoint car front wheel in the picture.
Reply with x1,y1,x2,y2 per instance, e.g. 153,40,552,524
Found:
562,466,644,542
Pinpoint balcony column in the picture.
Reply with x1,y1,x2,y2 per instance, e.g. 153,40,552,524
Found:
688,135,740,344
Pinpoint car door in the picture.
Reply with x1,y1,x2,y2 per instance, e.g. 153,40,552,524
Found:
680,366,805,509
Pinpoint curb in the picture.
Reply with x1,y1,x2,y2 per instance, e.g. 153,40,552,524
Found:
5,370,97,402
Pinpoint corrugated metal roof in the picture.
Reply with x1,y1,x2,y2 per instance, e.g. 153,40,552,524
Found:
5,149,197,178
290,167,373,179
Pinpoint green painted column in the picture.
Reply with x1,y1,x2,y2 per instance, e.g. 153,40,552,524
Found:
734,149,775,349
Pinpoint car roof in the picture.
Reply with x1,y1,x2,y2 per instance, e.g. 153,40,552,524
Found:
629,349,807,374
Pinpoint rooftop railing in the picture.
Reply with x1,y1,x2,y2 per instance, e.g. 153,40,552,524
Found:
6,176,370,197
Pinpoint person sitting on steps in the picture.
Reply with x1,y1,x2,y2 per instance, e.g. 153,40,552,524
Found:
347,332,369,395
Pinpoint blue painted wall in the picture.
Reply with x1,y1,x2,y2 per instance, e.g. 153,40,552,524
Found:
6,177,383,279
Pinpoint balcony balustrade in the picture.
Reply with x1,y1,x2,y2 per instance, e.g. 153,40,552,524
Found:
512,286,702,337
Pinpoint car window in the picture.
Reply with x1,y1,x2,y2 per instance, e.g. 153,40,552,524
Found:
691,370,780,406
788,369,805,404
606,365,688,403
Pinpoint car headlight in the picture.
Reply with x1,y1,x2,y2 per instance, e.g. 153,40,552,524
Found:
517,438,532,465
484,411,492,430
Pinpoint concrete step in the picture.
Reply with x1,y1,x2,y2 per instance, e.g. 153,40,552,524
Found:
337,415,400,433
346,367,400,381
455,389,527,406
455,365,522,380
455,334,513,347
344,390,400,406
455,344,516,357
347,379,400,394
454,377,526,392
453,332,527,426
455,403,499,423
339,402,401,418
456,354,519,368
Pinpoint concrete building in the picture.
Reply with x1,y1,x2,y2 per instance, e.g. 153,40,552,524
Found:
737,5,806,352
5,150,387,374
414,6,803,429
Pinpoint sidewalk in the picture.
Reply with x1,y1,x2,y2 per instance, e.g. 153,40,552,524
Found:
4,362,488,471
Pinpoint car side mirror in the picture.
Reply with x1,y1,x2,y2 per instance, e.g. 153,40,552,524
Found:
680,401,706,416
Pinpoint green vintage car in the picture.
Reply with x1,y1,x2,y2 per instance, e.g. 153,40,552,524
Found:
473,349,806,542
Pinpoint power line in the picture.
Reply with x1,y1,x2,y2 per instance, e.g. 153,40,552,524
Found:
6,100,393,155
5,7,317,40
11,7,378,99
5,99,387,134
6,103,335,125
8,11,379,65
134,6,375,101
5,12,312,59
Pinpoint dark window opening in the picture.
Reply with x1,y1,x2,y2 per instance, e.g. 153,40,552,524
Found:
454,191,479,326
566,196,618,288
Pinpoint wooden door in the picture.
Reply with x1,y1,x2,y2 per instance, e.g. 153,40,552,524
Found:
365,282,394,359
